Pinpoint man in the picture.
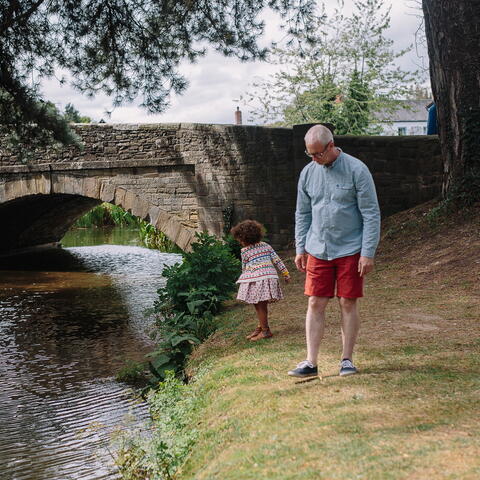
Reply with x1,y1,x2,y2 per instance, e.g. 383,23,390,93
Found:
288,125,380,378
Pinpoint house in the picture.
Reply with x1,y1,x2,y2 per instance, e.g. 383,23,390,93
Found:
375,99,433,136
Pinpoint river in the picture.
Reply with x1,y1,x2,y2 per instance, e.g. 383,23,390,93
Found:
0,227,181,480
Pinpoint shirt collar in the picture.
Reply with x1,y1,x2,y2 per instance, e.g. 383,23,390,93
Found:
323,148,343,169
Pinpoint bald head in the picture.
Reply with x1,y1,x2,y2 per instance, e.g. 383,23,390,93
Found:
304,125,333,146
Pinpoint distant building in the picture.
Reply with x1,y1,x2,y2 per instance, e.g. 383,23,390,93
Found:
375,99,433,136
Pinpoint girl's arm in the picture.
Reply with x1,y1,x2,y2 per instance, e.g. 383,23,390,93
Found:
270,247,289,278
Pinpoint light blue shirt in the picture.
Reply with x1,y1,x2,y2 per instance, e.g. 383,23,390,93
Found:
295,150,381,260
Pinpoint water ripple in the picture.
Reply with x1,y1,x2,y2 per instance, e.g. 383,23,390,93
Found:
0,245,181,479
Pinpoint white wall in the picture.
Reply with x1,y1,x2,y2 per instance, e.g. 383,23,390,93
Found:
378,121,428,136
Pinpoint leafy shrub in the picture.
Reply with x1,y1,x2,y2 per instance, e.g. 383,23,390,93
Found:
223,232,242,259
155,231,240,315
147,232,240,384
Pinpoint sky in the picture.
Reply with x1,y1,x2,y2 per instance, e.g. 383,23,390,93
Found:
41,0,429,126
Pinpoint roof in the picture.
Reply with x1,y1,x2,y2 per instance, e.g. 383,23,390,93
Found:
375,99,433,123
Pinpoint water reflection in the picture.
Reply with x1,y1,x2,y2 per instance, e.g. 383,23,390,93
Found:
61,227,143,248
0,244,181,480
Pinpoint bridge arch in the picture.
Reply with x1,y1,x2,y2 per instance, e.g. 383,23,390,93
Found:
0,173,195,254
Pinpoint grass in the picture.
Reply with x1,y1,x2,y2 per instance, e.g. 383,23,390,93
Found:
166,202,480,480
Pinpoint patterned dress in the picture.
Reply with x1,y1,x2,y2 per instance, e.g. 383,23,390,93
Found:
236,242,289,304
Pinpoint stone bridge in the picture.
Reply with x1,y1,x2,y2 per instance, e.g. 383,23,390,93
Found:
0,123,442,255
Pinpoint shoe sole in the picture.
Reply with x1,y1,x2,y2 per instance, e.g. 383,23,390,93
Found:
339,370,358,376
287,371,318,378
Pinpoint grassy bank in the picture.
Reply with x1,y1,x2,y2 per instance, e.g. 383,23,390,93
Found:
123,202,480,479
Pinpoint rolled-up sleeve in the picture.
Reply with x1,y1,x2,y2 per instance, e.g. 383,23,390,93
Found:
356,167,381,258
295,172,312,254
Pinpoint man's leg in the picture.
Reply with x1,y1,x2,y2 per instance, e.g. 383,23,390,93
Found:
288,255,334,378
306,296,330,365
339,297,360,361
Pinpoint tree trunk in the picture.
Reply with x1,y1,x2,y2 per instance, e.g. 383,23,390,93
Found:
422,0,480,200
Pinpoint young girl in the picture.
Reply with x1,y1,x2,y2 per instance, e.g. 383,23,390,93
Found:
231,220,290,341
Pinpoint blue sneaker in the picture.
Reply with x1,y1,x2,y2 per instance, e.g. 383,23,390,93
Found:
339,359,358,376
288,360,318,378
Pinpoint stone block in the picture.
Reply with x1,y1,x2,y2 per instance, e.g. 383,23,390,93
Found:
114,187,127,208
131,197,150,220
83,177,101,198
100,183,115,203
122,190,137,213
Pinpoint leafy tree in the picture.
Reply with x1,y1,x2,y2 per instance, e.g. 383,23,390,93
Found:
63,103,91,124
0,0,315,156
243,0,419,134
422,0,480,203
336,70,374,135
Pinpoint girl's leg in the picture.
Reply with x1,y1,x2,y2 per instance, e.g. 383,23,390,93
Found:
254,301,269,330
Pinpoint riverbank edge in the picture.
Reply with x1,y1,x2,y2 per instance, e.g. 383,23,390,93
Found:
118,201,480,479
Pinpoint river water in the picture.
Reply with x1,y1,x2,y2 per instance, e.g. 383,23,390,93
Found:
0,228,181,480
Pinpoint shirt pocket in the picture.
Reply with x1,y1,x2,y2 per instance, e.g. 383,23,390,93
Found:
332,183,356,202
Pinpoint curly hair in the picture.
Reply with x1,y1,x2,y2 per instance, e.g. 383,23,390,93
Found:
230,220,265,246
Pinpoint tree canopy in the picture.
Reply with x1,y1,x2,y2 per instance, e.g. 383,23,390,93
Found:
243,0,419,134
0,0,314,154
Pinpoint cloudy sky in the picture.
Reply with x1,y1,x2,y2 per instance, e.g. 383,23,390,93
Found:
41,0,429,126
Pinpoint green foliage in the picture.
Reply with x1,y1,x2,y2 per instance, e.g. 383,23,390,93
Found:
115,370,203,479
139,222,181,253
0,87,81,161
155,232,240,315
1,1,315,155
73,203,138,228
243,0,419,133
72,203,181,252
221,203,242,259
337,70,381,135
223,233,242,260
148,232,240,384
63,103,91,123
116,360,148,384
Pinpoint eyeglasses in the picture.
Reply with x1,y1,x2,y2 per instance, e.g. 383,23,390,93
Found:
305,142,331,159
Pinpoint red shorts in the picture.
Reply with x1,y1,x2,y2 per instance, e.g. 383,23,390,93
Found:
305,253,363,298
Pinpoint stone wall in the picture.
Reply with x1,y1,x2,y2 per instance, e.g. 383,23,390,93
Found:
0,123,442,254
293,125,443,216
0,124,294,252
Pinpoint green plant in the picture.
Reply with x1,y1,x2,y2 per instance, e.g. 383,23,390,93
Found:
139,222,181,253
223,233,242,260
155,232,240,315
73,202,139,228
146,232,240,384
115,370,203,479
115,360,148,384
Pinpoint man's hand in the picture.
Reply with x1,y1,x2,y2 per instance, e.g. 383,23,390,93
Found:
295,253,308,272
358,256,374,277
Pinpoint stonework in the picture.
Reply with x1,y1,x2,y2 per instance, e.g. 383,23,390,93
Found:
0,123,442,255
